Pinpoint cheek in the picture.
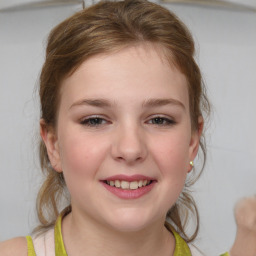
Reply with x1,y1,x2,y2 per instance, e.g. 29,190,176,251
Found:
151,132,191,174
58,130,109,180
152,133,191,206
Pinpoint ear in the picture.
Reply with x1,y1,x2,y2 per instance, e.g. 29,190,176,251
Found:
40,119,62,173
189,116,204,161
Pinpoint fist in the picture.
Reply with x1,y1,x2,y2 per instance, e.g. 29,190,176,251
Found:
234,196,256,232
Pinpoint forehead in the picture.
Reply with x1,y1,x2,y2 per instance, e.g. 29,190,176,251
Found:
60,43,189,109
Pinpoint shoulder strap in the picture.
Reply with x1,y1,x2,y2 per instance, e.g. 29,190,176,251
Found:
172,230,191,256
31,228,55,256
26,236,36,256
189,244,205,256
54,213,68,256
164,222,191,256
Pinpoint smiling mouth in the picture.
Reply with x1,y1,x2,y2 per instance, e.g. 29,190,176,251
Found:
103,180,153,190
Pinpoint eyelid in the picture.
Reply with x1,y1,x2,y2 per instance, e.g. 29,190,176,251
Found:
147,114,174,120
80,115,110,126
146,115,176,125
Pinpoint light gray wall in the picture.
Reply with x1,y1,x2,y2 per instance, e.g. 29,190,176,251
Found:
0,2,255,255
164,4,256,254
0,1,83,239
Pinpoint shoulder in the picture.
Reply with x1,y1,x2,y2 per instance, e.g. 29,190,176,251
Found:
0,237,27,256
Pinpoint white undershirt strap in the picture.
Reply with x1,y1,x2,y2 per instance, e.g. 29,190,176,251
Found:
32,228,55,256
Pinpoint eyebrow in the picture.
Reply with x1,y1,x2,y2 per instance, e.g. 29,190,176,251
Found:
70,98,185,109
70,99,114,109
142,98,185,109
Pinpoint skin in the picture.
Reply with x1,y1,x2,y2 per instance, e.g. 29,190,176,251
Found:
0,237,27,256
2,197,255,256
230,196,256,256
42,43,202,256
0,44,254,256
0,43,202,255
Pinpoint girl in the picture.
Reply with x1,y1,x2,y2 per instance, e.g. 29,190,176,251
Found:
0,0,251,255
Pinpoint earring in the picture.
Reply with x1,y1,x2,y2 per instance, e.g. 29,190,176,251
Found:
188,161,194,173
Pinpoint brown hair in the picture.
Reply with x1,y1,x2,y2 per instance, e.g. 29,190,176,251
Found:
36,0,210,242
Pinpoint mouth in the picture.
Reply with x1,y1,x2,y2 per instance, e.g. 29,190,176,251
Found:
100,175,156,199
103,179,154,190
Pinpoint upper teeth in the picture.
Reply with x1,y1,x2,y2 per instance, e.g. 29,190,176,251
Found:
106,180,150,190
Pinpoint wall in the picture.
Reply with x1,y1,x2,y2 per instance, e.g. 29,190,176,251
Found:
0,1,255,255
163,3,256,254
0,1,83,239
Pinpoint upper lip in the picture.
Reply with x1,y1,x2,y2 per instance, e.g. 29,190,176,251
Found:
102,174,156,182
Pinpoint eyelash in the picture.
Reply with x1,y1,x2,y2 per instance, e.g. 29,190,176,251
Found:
80,116,176,127
80,116,108,127
147,116,176,126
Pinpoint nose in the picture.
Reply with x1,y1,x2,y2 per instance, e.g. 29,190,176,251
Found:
111,124,147,164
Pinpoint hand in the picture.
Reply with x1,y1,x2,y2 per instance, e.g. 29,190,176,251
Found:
234,196,256,233
230,196,256,256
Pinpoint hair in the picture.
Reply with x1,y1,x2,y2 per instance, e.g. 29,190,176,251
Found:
36,0,210,242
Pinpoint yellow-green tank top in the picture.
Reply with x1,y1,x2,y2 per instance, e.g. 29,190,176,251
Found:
26,214,192,256
26,212,230,256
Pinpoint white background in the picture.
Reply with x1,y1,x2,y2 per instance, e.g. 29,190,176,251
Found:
0,1,255,255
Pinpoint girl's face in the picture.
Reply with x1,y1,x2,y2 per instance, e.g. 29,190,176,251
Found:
42,44,201,232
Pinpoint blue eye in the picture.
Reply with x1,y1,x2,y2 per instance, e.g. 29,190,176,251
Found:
80,117,107,127
149,117,175,126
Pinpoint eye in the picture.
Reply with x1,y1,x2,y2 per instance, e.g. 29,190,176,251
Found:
148,116,176,126
80,117,108,127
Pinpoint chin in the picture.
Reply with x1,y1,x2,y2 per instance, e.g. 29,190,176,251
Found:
104,209,159,233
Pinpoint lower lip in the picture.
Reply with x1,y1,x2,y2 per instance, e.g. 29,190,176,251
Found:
101,181,156,199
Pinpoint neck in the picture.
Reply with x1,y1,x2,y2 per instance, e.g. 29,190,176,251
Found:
62,210,175,256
